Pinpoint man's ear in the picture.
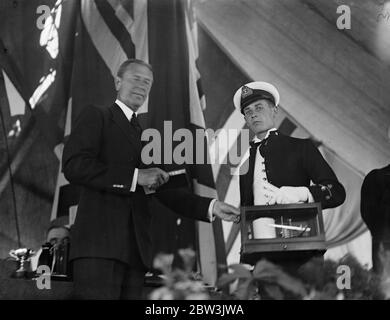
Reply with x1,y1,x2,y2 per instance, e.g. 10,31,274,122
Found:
243,114,250,126
114,76,121,91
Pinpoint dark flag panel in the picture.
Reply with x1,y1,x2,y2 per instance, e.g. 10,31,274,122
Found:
0,0,78,254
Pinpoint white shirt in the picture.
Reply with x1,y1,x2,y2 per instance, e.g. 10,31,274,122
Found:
115,99,137,121
115,99,138,192
253,128,277,205
115,99,215,221
252,128,314,204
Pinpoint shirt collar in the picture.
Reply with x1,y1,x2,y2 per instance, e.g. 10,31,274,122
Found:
253,128,277,143
115,99,136,121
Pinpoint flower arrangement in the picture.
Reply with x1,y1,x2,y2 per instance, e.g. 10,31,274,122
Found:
149,248,210,300
149,247,390,300
218,254,389,300
217,259,307,300
297,255,384,300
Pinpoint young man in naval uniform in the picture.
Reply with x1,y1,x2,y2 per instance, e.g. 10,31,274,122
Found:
235,81,346,274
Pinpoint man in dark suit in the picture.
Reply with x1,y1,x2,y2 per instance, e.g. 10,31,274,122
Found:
361,164,390,274
62,59,239,299
234,81,346,273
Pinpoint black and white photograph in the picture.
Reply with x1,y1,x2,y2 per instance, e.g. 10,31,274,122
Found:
0,0,389,305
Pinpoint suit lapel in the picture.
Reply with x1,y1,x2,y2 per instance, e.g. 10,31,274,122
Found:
110,104,142,150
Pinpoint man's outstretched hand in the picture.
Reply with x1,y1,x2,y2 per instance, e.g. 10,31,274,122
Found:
137,168,169,190
212,201,240,223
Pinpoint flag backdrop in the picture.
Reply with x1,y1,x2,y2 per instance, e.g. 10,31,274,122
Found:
0,0,370,279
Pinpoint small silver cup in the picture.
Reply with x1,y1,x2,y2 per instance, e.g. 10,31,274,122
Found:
9,248,35,278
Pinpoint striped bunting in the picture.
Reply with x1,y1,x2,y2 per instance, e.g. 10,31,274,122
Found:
184,0,227,286
50,97,73,222
94,0,135,59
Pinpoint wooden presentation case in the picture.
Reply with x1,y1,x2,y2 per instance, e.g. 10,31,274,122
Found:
240,203,326,265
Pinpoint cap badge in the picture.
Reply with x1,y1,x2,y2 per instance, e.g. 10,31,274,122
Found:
241,85,253,99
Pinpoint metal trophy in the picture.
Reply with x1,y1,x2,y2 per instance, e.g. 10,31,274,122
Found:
9,248,35,279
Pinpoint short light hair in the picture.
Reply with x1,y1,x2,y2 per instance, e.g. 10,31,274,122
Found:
116,59,153,78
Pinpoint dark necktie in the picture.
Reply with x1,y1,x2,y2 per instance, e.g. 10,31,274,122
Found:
130,113,142,136
250,139,268,158
249,131,277,157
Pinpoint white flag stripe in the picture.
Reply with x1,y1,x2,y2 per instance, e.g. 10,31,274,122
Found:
199,95,206,111
209,109,245,180
50,98,72,221
220,174,240,242
81,0,127,77
2,70,25,116
50,143,68,221
185,9,205,128
29,70,56,109
197,221,217,286
132,0,148,62
190,14,199,58
107,0,134,32
226,231,241,268
193,180,218,286
188,73,205,127
132,0,149,114
64,97,72,137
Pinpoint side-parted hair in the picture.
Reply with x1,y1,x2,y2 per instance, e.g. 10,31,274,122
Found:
116,59,153,78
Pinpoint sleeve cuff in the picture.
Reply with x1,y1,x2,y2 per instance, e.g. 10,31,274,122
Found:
208,199,217,222
130,168,138,192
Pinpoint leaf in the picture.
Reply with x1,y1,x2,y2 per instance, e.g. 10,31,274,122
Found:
262,284,284,300
252,259,307,297
235,278,256,300
217,263,253,288
228,264,253,278
270,271,307,297
252,259,280,276
217,273,243,288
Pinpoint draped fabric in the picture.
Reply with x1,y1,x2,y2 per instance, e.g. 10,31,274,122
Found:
0,0,79,254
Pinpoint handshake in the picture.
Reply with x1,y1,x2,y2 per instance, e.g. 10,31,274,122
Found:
137,168,240,223
137,168,171,191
